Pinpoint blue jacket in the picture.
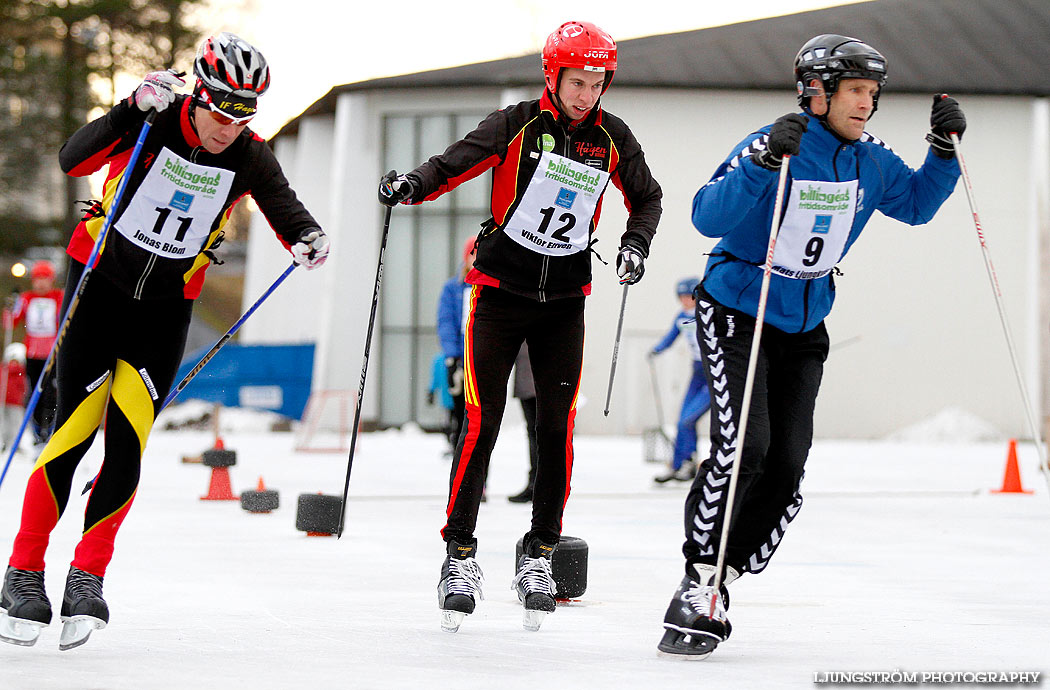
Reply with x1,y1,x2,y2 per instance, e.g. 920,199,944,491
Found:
437,276,468,359
692,115,960,333
652,310,703,362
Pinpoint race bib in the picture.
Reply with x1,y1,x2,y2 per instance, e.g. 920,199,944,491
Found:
502,151,610,256
114,148,234,259
25,298,57,338
771,179,857,279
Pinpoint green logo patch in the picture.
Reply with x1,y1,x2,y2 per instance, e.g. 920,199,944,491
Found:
538,133,555,153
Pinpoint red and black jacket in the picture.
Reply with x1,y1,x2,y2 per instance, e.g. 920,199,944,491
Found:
60,94,318,300
407,90,662,301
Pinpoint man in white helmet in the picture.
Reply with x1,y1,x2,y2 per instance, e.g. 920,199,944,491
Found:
0,32,330,651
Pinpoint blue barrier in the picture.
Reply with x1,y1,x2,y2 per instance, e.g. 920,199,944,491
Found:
171,342,315,420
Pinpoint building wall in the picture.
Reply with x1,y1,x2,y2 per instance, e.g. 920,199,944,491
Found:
245,85,1047,440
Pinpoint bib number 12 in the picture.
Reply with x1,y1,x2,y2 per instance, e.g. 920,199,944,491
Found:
537,206,575,242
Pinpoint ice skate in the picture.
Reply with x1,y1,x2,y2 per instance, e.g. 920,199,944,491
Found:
654,459,697,484
512,538,557,631
437,540,484,633
657,564,735,660
0,566,51,647
507,484,534,504
58,566,109,651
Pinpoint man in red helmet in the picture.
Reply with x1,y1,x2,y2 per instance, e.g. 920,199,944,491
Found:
10,261,63,446
0,33,330,651
380,20,662,633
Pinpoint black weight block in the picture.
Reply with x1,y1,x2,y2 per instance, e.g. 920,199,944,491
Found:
241,489,280,513
515,535,588,599
202,449,237,468
295,493,342,534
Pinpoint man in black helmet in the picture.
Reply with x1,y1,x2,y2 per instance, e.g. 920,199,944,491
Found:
0,32,329,651
657,34,966,660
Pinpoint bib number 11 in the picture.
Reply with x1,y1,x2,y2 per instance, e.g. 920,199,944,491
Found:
152,206,192,242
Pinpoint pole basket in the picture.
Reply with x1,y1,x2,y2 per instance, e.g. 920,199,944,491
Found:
294,389,355,453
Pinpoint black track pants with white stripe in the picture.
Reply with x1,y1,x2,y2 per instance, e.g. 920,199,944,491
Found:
682,287,829,576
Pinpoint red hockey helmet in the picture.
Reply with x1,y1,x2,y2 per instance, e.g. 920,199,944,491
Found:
30,260,55,280
542,21,617,94
462,237,476,266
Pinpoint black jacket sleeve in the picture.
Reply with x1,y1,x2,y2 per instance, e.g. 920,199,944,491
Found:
608,115,662,257
246,142,320,247
408,106,516,201
59,98,150,176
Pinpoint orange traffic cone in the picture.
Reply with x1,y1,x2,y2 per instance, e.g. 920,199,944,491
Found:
201,466,238,500
991,438,1033,494
256,476,267,492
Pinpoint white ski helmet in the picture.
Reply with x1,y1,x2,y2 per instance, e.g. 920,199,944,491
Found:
193,32,270,120
4,342,25,365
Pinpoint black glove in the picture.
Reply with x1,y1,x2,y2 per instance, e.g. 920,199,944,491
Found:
616,246,645,285
753,114,808,171
446,357,464,397
378,169,417,206
926,94,966,159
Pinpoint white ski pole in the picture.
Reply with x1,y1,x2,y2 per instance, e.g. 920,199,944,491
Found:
709,155,791,615
951,132,1049,493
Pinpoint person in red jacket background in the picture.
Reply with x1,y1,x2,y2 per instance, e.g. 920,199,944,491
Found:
0,342,26,454
10,261,62,445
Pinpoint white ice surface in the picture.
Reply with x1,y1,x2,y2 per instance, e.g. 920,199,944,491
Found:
0,412,1047,689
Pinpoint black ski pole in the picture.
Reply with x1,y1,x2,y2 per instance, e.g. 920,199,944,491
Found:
337,205,392,538
603,283,629,417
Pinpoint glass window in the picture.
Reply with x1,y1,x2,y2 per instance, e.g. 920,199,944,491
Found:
378,110,489,430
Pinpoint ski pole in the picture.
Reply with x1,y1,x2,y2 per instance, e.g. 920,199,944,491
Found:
647,355,667,431
337,205,392,538
77,261,300,497
951,132,1050,493
0,110,158,493
162,261,299,409
603,283,629,417
709,155,791,615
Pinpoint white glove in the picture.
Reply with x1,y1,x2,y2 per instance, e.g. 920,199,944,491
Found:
133,69,185,113
616,246,645,285
291,229,330,270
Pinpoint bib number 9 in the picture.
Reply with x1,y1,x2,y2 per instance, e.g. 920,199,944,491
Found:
802,236,824,267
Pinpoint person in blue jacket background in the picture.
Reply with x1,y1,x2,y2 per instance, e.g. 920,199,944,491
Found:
648,276,710,484
658,34,966,659
436,238,476,455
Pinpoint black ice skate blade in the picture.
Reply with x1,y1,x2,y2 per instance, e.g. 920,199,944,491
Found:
656,628,720,660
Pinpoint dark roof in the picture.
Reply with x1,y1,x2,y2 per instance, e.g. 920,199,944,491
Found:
275,0,1050,139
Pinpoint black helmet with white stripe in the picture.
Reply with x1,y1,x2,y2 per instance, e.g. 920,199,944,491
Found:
794,34,887,113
